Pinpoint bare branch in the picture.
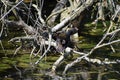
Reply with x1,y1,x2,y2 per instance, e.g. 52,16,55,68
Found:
5,19,36,35
63,27,120,74
35,32,52,64
51,0,94,32
32,4,45,25
0,0,23,21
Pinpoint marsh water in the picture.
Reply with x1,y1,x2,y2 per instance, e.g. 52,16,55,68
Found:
0,0,120,79
0,21,120,80
0,50,120,80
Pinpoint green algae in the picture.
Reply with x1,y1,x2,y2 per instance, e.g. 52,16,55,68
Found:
0,64,11,72
17,62,29,68
109,52,120,58
78,43,95,49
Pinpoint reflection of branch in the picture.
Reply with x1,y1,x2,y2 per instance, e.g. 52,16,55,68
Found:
14,64,22,78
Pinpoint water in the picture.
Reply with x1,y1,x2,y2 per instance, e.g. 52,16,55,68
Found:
0,16,120,80
0,49,120,80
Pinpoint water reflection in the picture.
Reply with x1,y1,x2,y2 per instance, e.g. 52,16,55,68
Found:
1,64,120,80
0,51,120,80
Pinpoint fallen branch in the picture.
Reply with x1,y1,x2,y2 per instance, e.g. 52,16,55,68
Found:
51,0,94,32
84,57,117,65
63,27,120,74
5,19,36,35
32,4,45,25
95,39,120,49
51,55,64,75
35,32,52,64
